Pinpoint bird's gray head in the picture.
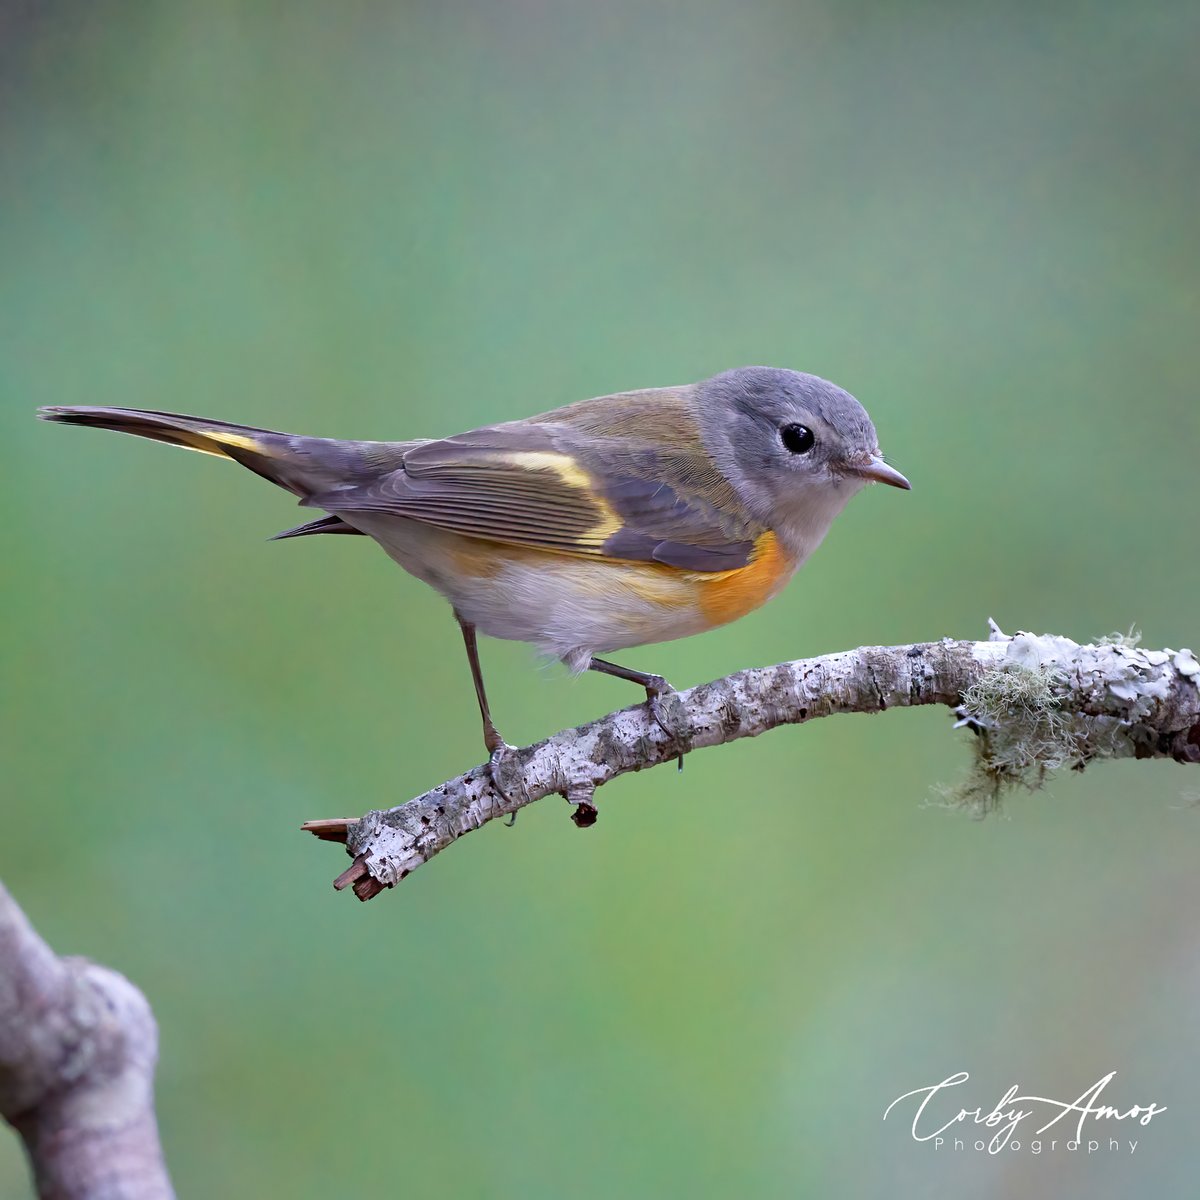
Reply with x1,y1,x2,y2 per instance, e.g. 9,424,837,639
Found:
692,366,909,555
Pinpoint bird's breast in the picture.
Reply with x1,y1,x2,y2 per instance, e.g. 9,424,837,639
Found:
687,531,798,628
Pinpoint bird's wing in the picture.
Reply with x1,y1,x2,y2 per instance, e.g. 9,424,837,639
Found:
302,399,762,572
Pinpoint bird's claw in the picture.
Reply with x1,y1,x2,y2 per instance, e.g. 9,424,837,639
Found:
645,677,692,768
488,742,529,816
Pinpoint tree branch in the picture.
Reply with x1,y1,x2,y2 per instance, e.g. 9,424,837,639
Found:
304,626,1200,901
0,882,174,1200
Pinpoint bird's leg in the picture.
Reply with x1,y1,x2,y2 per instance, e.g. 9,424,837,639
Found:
587,656,691,767
457,614,504,752
456,614,526,814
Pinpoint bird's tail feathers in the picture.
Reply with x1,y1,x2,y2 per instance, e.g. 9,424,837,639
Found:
269,514,363,540
37,405,362,497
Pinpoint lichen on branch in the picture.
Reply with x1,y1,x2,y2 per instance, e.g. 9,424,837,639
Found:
946,627,1200,813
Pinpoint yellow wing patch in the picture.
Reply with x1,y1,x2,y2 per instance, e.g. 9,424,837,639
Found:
503,451,623,546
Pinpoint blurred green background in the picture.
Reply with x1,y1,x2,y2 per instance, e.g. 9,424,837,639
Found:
2,1,1198,1195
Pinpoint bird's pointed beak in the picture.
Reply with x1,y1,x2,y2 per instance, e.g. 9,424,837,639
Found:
853,454,911,490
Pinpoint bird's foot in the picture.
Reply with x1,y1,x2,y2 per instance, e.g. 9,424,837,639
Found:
642,675,692,769
487,741,529,820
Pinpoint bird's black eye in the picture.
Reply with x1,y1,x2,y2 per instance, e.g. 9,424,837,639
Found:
780,424,815,454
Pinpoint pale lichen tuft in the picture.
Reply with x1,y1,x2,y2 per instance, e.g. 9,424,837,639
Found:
947,663,1076,815
1097,626,1142,649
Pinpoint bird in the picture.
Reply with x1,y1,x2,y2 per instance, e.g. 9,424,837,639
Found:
39,365,909,793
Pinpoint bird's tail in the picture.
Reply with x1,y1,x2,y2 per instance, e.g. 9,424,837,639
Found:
37,405,369,497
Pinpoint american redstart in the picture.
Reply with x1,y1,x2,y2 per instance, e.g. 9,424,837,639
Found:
40,366,909,792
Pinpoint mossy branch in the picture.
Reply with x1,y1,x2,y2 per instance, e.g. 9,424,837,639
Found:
304,623,1200,901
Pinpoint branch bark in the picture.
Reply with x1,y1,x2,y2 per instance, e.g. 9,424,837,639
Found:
304,626,1200,901
0,882,174,1200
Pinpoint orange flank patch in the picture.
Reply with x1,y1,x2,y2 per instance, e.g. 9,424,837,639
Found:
441,527,796,632
693,532,797,628
445,537,509,579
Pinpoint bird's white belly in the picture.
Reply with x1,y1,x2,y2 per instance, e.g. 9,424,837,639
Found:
338,513,712,668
